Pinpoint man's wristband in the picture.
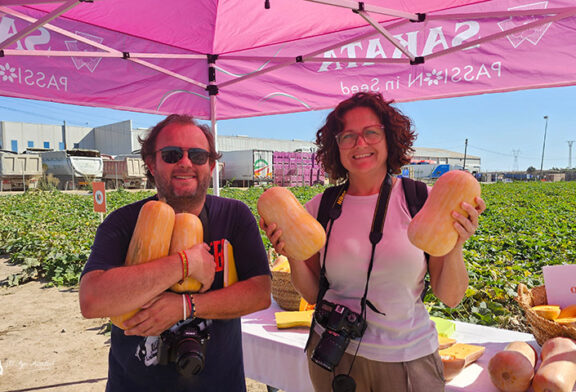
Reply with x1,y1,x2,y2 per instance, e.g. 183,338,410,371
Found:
177,251,188,283
181,294,187,321
186,294,195,319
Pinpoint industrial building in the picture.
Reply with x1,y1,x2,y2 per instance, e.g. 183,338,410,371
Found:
0,120,481,172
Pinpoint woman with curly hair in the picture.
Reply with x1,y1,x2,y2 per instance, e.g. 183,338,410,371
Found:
262,92,485,392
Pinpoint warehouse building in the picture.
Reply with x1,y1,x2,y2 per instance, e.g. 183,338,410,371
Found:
411,147,481,173
0,120,480,171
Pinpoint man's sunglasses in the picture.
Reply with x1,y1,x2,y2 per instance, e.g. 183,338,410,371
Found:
156,146,210,165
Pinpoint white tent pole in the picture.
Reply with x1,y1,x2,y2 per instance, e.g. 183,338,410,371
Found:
306,0,420,21
210,94,220,196
356,10,416,62
208,53,220,196
0,50,206,59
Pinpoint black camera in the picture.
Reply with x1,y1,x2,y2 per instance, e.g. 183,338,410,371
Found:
157,319,211,376
311,300,367,372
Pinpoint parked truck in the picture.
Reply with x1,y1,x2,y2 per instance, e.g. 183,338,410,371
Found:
220,150,274,187
401,163,461,180
39,149,103,190
0,151,43,191
102,155,147,189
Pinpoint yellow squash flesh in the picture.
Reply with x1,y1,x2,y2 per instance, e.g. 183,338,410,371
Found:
407,170,481,257
532,305,561,321
110,200,175,329
559,304,576,319
257,187,326,261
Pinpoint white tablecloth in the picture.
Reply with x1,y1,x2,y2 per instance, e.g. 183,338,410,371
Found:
241,300,555,392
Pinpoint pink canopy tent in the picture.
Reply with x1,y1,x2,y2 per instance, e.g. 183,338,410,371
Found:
0,0,575,190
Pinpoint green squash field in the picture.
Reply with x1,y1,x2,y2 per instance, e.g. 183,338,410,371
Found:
0,181,574,332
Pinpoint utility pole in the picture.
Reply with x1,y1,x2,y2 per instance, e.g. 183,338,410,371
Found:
62,120,67,150
568,140,575,169
512,149,520,172
463,138,468,171
540,116,549,179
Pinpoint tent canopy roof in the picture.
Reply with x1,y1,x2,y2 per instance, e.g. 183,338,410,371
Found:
0,0,574,120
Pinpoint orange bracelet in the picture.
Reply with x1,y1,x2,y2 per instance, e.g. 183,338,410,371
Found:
178,251,188,282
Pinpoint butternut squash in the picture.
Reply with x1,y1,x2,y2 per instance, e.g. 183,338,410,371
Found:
169,213,203,293
438,336,456,350
271,255,290,272
488,341,537,392
533,337,576,392
439,343,485,366
531,305,562,321
441,354,465,381
110,200,175,329
555,317,576,328
258,187,326,261
299,297,315,311
558,304,576,319
407,170,481,257
540,337,576,361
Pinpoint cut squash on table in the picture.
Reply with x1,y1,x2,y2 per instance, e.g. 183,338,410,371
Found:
275,310,314,329
439,343,486,367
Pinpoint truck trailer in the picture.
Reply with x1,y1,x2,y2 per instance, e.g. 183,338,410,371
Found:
39,149,103,190
102,155,147,189
0,151,43,191
220,150,274,187
401,163,461,180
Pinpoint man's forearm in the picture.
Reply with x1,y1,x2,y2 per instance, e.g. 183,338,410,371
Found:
79,254,183,318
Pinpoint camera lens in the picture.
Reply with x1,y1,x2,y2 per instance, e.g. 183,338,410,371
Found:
175,337,206,376
333,374,356,392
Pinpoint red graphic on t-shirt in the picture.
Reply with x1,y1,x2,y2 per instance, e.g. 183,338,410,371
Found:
211,239,225,272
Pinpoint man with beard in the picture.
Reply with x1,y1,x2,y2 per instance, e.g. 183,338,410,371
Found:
79,115,271,392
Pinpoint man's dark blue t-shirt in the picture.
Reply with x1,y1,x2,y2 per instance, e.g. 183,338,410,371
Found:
82,194,270,392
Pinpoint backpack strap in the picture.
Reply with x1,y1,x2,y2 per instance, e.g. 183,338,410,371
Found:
402,177,428,218
304,183,348,352
401,177,431,300
316,182,347,230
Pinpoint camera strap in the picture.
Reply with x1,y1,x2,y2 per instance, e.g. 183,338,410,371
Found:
359,173,393,318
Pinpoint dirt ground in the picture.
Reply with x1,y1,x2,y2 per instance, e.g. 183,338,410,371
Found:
0,257,273,392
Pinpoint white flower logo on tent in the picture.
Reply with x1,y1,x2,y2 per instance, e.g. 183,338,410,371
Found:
0,63,17,82
424,69,443,86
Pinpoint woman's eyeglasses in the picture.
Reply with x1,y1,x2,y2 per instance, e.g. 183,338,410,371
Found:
335,125,385,149
156,146,210,165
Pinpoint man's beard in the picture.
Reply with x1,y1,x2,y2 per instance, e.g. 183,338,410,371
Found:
157,173,212,213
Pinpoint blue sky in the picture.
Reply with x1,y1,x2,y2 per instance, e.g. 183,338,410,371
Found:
1,85,574,172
